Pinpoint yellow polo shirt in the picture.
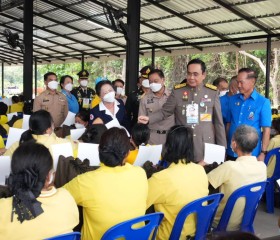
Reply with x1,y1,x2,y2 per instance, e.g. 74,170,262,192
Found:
207,156,267,231
266,135,280,178
147,161,209,240
0,115,8,124
0,187,79,240
64,163,148,240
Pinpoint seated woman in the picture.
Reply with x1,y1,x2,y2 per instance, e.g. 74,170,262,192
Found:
0,142,79,240
267,118,280,178
146,125,209,240
64,127,148,240
0,102,8,124
89,80,130,131
4,110,73,157
126,123,150,164
60,75,79,114
75,110,90,129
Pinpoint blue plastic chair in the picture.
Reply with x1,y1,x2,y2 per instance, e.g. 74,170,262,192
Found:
214,181,267,233
264,147,280,213
101,212,164,240
169,193,224,240
45,232,81,240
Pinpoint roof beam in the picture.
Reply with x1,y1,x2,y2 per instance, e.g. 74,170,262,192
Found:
213,0,274,35
145,0,241,48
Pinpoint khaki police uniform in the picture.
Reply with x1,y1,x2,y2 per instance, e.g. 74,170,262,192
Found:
139,87,175,145
71,86,96,111
33,90,68,128
148,82,226,162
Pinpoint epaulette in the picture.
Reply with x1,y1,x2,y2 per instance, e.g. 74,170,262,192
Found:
174,83,187,89
205,83,217,91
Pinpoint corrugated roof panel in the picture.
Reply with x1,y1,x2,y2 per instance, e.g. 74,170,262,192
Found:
210,21,261,35
140,32,174,42
65,43,97,51
44,25,77,35
48,36,75,45
88,40,117,49
51,45,80,53
149,17,193,30
63,32,98,42
170,28,212,39
46,9,81,22
258,16,280,30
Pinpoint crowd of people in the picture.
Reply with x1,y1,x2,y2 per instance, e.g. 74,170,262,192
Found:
0,58,277,240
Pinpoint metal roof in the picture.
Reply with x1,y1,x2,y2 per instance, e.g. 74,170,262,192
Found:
0,0,280,65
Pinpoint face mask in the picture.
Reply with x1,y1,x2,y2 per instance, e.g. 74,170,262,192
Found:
80,80,88,87
150,83,162,93
75,123,85,129
116,87,123,95
48,81,58,90
219,90,228,97
142,79,150,88
103,91,115,103
64,83,73,91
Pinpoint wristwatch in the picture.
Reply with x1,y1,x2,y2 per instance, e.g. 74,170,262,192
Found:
261,150,268,155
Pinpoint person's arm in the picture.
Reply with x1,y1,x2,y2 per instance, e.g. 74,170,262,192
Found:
213,91,227,147
146,174,165,209
63,176,83,205
138,97,148,117
207,162,230,189
258,127,271,161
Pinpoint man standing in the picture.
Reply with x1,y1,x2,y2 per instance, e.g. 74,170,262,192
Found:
226,68,271,161
71,70,96,111
139,59,226,162
33,72,68,128
126,66,152,128
213,77,229,97
139,69,175,145
208,125,266,230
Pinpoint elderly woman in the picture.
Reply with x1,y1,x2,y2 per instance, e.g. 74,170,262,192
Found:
147,125,209,240
4,110,72,157
60,75,79,114
64,127,148,240
89,80,130,130
0,142,79,240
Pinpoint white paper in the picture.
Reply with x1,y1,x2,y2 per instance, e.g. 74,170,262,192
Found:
51,142,73,170
61,111,76,126
0,156,11,185
6,127,27,148
22,114,31,130
133,145,162,167
277,179,280,187
70,128,86,141
204,143,225,164
7,112,17,121
105,119,130,137
77,143,100,166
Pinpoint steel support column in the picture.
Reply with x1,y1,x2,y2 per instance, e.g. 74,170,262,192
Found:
34,57,37,96
23,0,33,100
151,47,155,68
81,53,85,70
265,36,271,99
125,0,141,94
1,62,4,96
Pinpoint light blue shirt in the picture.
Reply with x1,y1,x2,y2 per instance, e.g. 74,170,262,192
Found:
226,89,271,157
61,89,79,114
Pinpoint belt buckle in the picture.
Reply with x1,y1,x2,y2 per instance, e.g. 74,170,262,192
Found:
156,130,166,134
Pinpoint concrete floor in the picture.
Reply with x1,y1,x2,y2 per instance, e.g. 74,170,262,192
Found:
254,203,280,239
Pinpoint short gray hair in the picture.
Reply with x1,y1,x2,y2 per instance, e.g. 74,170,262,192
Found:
232,125,259,154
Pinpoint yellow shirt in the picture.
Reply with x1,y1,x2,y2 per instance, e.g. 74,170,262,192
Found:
4,133,73,158
0,187,79,240
0,115,8,124
9,102,24,113
207,156,267,231
267,135,280,178
64,163,148,240
0,135,5,148
147,162,209,240
126,149,139,164
12,119,23,129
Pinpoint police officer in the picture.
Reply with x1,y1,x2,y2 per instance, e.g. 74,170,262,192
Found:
71,70,96,111
33,72,68,128
125,66,152,128
139,59,226,162
139,69,174,145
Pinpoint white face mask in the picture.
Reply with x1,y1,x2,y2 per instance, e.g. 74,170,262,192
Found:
142,79,150,88
219,90,228,97
80,80,88,87
48,81,58,90
64,83,73,91
150,83,162,93
75,123,85,129
103,91,115,103
116,87,123,95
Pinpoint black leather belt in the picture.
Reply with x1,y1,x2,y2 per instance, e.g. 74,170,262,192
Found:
156,130,167,134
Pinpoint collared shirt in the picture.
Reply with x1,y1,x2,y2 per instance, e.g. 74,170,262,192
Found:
226,89,271,157
208,156,266,231
33,90,68,128
220,92,231,126
139,87,175,145
71,86,96,111
266,135,280,178
61,89,79,114
99,100,120,119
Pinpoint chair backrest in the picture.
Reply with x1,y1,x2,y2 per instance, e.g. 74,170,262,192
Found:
169,193,224,240
264,147,280,180
101,212,164,240
215,181,267,233
45,232,81,240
